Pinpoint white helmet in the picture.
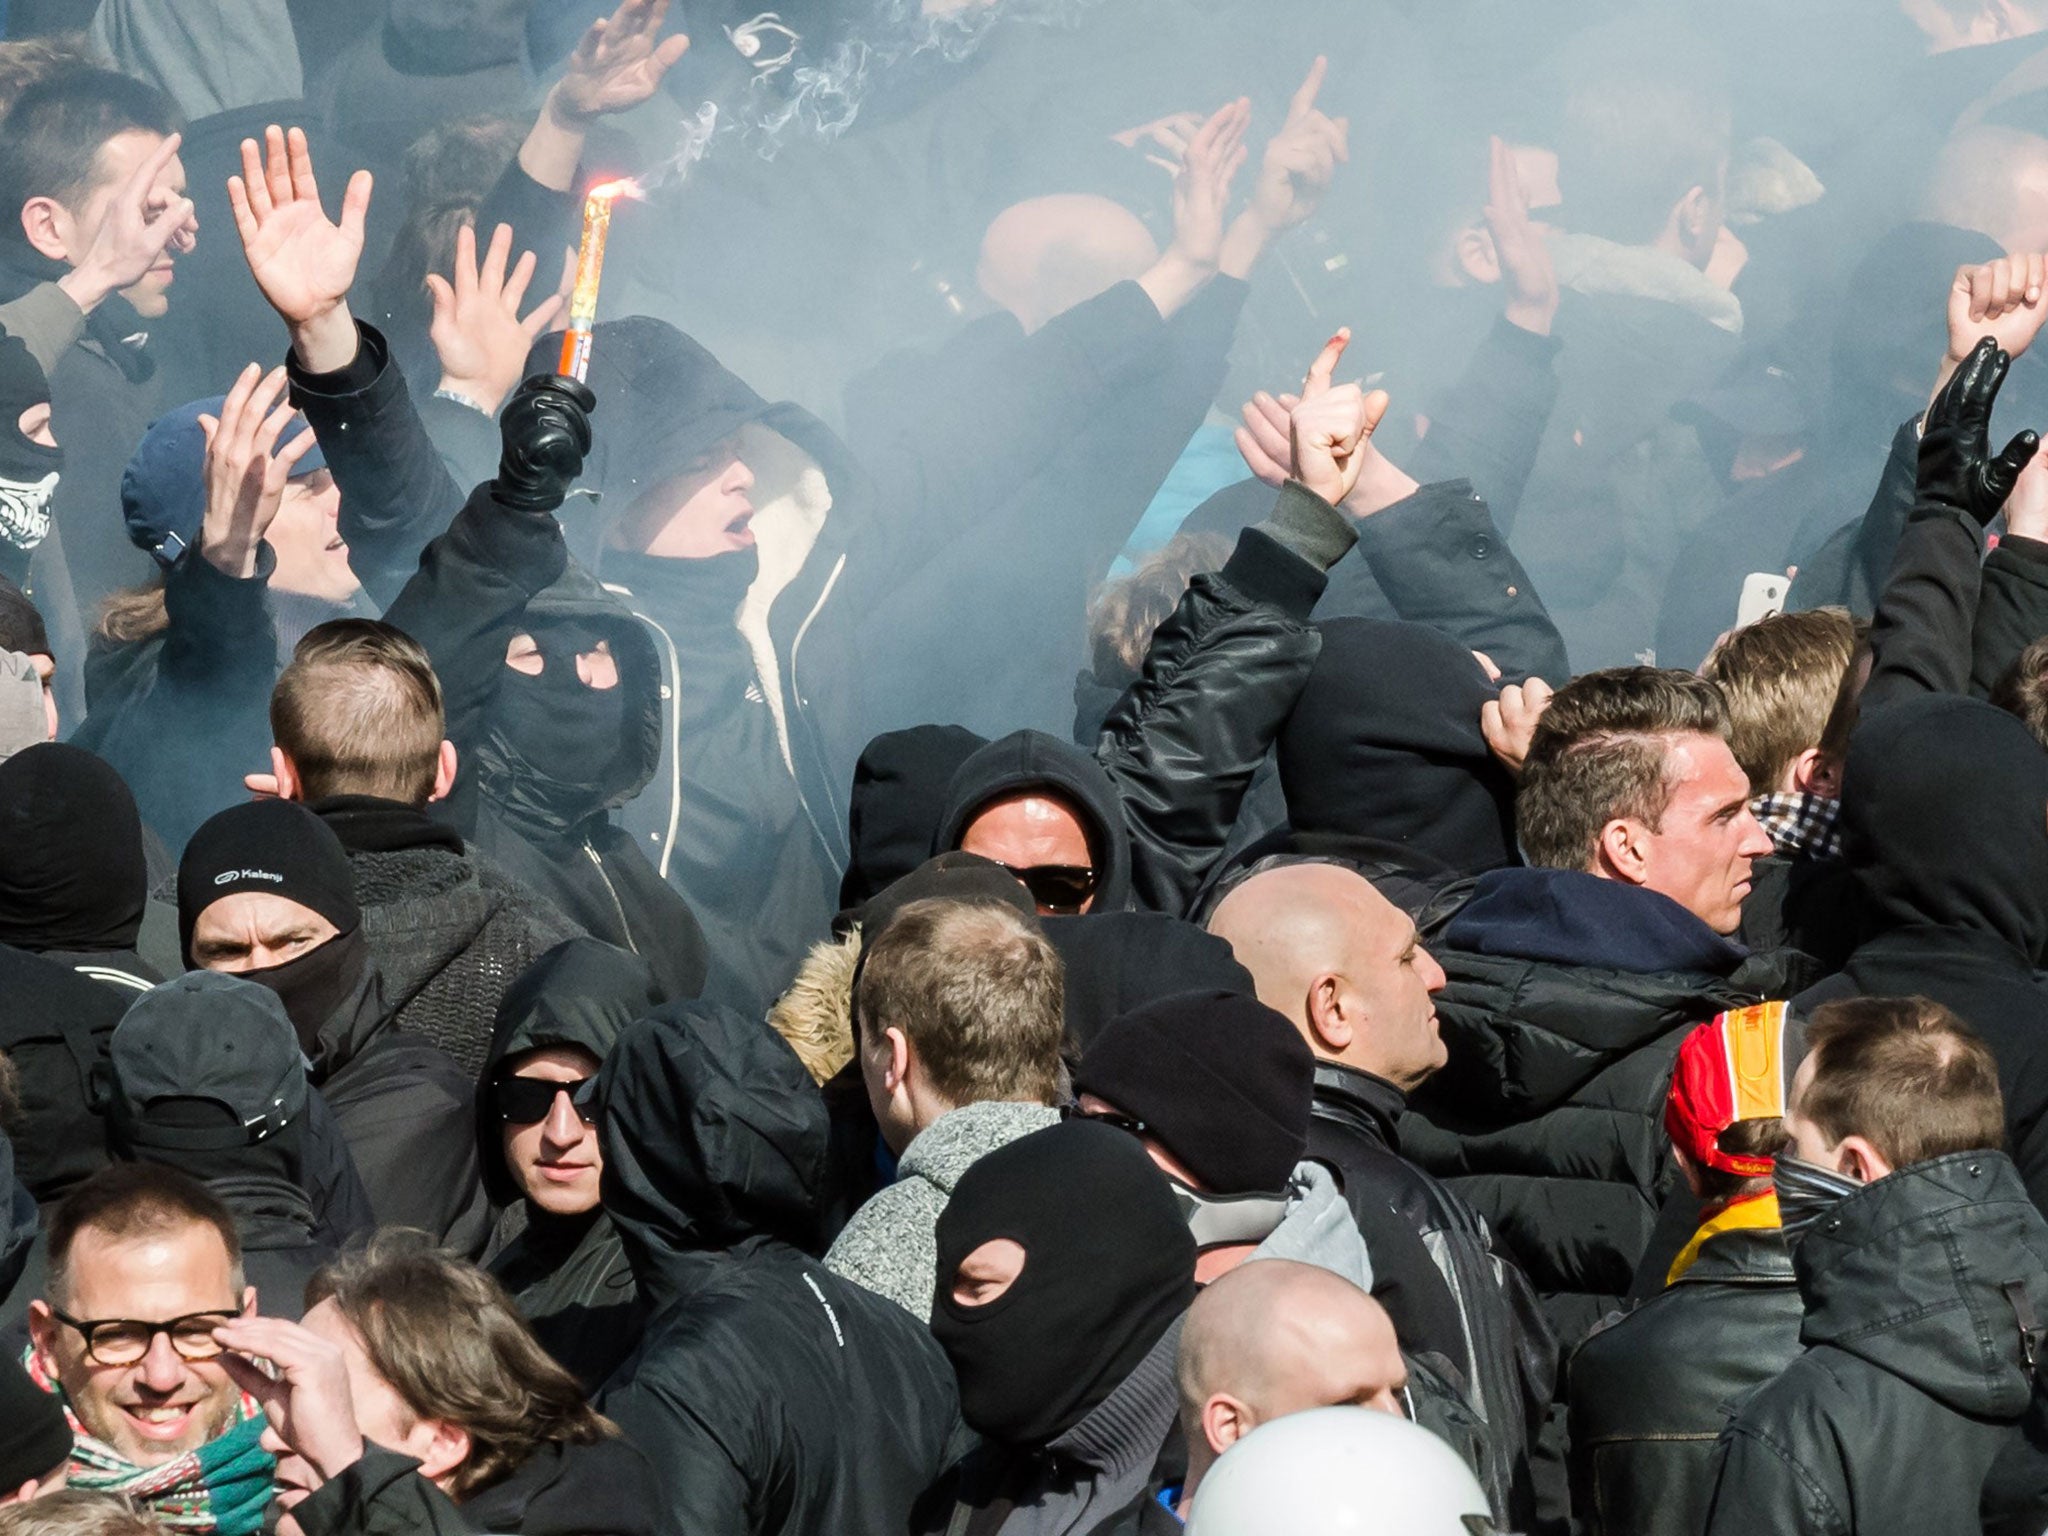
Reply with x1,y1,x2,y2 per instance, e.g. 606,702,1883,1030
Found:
1186,1406,1498,1536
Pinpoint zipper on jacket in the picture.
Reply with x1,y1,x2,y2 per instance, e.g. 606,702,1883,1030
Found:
603,583,686,881
583,838,638,954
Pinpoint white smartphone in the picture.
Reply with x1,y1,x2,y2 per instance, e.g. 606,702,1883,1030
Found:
1735,571,1791,630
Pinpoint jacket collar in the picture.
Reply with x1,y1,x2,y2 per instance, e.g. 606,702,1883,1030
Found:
1310,1062,1404,1148
1443,867,1749,977
309,795,465,856
1047,1315,1184,1476
1670,1219,1795,1288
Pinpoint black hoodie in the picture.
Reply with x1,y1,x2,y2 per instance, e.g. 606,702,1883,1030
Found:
477,939,659,1392
1795,696,2048,1211
596,1003,961,1536
384,478,710,1008
1703,1152,2048,1536
932,729,1135,913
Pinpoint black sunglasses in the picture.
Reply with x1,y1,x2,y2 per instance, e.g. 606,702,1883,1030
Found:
999,863,1098,915
494,1074,599,1126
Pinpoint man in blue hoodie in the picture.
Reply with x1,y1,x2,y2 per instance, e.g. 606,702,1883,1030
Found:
1401,666,1792,1340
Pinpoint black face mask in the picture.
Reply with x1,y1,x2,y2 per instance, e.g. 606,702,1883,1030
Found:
930,1121,1196,1447
492,621,630,796
238,927,371,1062
0,334,59,560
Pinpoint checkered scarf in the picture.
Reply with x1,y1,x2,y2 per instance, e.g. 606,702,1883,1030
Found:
1752,791,1843,862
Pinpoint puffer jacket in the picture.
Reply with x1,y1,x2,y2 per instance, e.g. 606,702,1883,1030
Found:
1702,1152,2048,1536
477,938,662,1392
1569,1213,1803,1536
825,1099,1060,1321
596,1002,961,1536
1402,867,1796,1341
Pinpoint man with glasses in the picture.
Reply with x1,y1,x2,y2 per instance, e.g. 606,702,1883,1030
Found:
24,1163,275,1529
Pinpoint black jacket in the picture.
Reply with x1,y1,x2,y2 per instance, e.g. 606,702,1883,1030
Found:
1702,1153,2048,1536
206,1172,336,1321
934,483,1357,924
1568,1216,1803,1536
314,795,586,1077
477,937,660,1392
1402,868,1794,1340
0,940,128,1201
596,1003,961,1536
305,945,489,1256
292,1436,660,1536
1798,695,2048,1211
72,546,284,852
1307,1063,1558,1530
381,479,710,1007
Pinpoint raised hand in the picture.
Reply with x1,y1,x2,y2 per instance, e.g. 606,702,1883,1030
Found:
1482,678,1555,776
1245,57,1350,235
198,363,319,578
427,223,570,416
58,132,195,314
214,1316,365,1501
1289,329,1390,507
1486,135,1557,337
229,127,371,371
1235,387,1297,487
1920,335,2038,525
1111,111,1207,172
496,375,596,513
1139,98,1250,319
548,0,692,127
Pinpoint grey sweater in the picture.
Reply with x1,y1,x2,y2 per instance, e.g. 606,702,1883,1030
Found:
826,1099,1061,1320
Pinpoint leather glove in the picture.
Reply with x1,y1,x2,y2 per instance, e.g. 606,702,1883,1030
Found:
1920,336,2038,526
495,374,596,513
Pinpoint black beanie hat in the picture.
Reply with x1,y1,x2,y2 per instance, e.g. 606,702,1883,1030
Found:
0,1352,71,1488
1073,989,1313,1195
176,800,359,964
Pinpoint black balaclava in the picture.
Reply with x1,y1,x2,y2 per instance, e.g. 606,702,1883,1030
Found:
0,334,60,564
489,619,631,804
931,1120,1196,1447
0,743,148,953
236,927,375,1058
1840,695,2048,965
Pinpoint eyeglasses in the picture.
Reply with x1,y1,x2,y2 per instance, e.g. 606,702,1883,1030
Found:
50,1308,240,1367
1062,1103,1150,1138
999,863,1098,915
494,1074,599,1126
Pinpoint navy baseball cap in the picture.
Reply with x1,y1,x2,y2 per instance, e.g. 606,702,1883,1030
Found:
121,394,327,569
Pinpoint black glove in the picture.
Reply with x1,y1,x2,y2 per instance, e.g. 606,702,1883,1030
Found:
1919,336,2039,526
495,374,596,513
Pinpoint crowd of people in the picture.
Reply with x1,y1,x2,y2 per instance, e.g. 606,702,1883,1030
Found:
7,0,2048,1532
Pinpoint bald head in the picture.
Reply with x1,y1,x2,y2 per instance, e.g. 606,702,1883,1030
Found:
1925,125,2048,254
978,194,1161,334
1177,1258,1406,1481
1208,864,1448,1090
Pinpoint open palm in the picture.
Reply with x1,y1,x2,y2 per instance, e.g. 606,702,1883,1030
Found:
229,125,371,327
553,0,691,123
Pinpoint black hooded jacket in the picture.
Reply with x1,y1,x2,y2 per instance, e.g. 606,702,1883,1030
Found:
1794,696,2048,1211
934,730,1136,913
477,938,660,1392
1403,868,1795,1339
0,743,160,993
1703,1152,2048,1536
595,1003,961,1536
382,478,710,1008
